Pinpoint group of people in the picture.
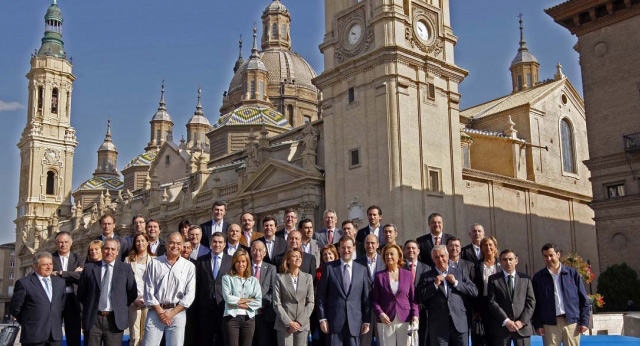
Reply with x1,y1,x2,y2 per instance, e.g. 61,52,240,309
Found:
10,201,591,346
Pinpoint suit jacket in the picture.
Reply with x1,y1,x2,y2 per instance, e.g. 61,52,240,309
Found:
275,251,316,278
151,238,166,256
356,225,384,247
418,266,478,334
275,229,296,240
355,255,386,288
302,238,321,269
486,271,535,337
416,233,453,267
10,273,66,344
315,228,343,248
200,219,231,248
273,272,315,331
191,243,211,259
77,260,137,332
461,243,483,265
94,234,129,262
317,260,371,337
194,252,233,311
251,261,277,322
404,261,432,289
224,242,250,257
372,269,419,323
240,231,265,247
52,251,83,289
258,236,287,265
450,258,476,283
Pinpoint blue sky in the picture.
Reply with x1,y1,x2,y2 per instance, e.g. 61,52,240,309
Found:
0,0,580,244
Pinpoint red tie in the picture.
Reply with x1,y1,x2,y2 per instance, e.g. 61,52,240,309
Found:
328,229,333,244
411,263,416,282
254,265,261,280
435,236,440,245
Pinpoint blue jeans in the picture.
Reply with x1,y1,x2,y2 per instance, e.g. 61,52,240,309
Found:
142,309,186,346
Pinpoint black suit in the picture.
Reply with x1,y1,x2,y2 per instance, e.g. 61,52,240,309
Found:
94,234,129,262
418,267,478,346
257,236,287,265
52,252,83,346
405,260,431,346
10,273,66,345
355,225,384,247
194,252,232,346
450,258,475,283
151,238,166,256
200,219,231,248
416,233,453,268
274,229,294,240
461,244,483,265
486,272,535,346
77,260,137,346
252,262,277,346
274,251,316,279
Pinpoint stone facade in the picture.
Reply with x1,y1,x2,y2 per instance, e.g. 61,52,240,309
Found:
546,0,640,275
0,242,16,319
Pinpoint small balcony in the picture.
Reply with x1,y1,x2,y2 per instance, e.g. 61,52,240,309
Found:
623,132,640,152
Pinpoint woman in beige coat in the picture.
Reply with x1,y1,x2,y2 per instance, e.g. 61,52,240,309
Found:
273,248,315,346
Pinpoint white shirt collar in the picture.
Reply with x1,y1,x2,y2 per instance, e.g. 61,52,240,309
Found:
503,270,516,280
340,258,353,267
436,265,449,275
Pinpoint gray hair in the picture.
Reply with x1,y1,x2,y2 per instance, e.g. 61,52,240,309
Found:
431,245,448,256
323,209,337,218
103,237,120,249
33,252,52,265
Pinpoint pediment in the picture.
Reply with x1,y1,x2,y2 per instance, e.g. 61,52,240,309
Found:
238,159,317,194
18,243,35,257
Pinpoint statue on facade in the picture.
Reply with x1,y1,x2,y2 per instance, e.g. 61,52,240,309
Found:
302,122,318,152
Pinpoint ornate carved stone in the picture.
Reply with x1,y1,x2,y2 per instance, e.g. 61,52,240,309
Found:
335,6,374,63
43,147,61,166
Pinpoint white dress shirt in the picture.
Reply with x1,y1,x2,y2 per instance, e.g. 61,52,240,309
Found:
368,225,380,241
340,258,353,284
36,273,52,301
149,240,160,255
144,255,196,309
191,244,201,260
100,261,115,311
431,233,443,246
212,219,224,234
549,266,566,315
59,254,73,293
227,243,239,256
473,244,482,259
366,255,378,281
264,238,275,258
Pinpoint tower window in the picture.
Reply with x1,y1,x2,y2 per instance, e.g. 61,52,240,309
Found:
51,88,59,114
527,73,532,88
272,23,278,38
66,91,70,117
156,129,161,144
101,158,107,171
349,148,360,168
46,171,55,195
303,115,312,124
427,167,442,193
250,81,256,99
560,118,577,174
607,183,625,198
281,24,287,38
462,146,471,169
287,105,294,125
259,81,264,99
348,87,355,103
427,83,436,100
37,86,44,110
517,75,523,91
165,155,171,167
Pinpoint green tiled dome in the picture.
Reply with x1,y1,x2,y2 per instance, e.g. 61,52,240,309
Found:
214,105,292,130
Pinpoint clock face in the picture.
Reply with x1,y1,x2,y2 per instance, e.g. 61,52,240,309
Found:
416,21,429,42
347,23,363,46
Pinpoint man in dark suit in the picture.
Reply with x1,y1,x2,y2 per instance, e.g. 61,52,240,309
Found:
461,223,485,265
354,234,386,346
225,223,250,256
418,245,478,346
146,219,166,256
258,216,286,265
188,225,211,260
11,252,66,346
416,213,453,267
51,231,83,346
315,209,342,248
446,236,475,282
77,238,137,346
487,249,535,346
95,214,129,261
355,205,384,247
250,240,277,346
342,220,364,258
274,230,316,278
194,232,232,346
317,236,371,346
200,200,231,248
403,240,431,346
275,208,298,240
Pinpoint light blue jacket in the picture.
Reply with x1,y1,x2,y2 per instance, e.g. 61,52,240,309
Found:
221,275,262,318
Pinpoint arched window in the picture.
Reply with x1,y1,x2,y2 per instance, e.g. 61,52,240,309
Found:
37,86,44,110
281,24,287,38
51,88,59,114
46,171,55,195
287,105,294,125
271,23,278,38
560,118,576,173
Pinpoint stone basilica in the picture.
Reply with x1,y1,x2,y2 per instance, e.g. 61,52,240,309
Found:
15,0,599,279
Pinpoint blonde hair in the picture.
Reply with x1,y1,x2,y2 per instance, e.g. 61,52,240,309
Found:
86,240,103,262
280,248,303,274
480,236,499,261
381,244,406,268
230,249,252,278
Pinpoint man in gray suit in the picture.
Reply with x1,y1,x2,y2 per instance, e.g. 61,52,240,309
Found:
355,234,386,346
315,209,342,248
418,245,478,346
487,249,535,346
251,240,277,346
404,240,431,346
317,236,370,346
51,232,83,346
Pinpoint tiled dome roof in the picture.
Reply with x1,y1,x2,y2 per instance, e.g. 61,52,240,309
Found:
124,151,158,169
75,176,123,192
214,105,292,130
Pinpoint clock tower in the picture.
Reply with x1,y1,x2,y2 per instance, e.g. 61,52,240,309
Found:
315,0,467,236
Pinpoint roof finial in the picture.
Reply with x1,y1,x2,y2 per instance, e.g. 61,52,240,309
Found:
195,86,203,115
518,13,529,52
53,0,57,4
555,62,565,80
238,34,243,59
251,24,259,58
158,79,167,110
106,117,112,140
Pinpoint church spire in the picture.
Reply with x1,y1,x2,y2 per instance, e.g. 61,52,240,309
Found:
37,0,66,59
147,80,174,151
510,14,540,93
261,0,291,50
251,26,260,58
233,35,244,73
95,118,119,177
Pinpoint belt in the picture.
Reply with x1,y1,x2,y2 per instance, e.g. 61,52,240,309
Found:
556,314,566,318
160,303,176,309
98,311,113,316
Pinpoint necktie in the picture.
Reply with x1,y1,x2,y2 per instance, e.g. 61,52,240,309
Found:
343,264,351,292
61,256,67,271
442,271,448,296
507,274,514,300
410,263,416,282
43,277,52,302
98,264,112,311
435,236,440,246
213,256,220,279
254,265,261,280
328,230,333,244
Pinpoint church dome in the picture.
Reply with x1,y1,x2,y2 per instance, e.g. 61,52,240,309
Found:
265,0,288,13
511,50,538,65
45,2,63,22
187,88,211,126
99,141,117,152
75,176,123,192
214,105,292,130
124,150,158,169
228,50,318,94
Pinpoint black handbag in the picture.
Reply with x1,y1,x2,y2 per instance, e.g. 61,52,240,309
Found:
471,319,487,346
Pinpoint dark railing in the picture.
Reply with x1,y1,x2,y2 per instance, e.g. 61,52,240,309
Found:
623,132,640,152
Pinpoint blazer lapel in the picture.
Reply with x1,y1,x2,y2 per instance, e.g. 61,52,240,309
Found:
335,263,347,296
498,274,510,300
93,263,103,288
30,274,49,302
295,274,307,303
282,273,296,298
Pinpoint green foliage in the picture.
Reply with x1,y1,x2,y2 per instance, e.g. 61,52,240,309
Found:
597,263,640,312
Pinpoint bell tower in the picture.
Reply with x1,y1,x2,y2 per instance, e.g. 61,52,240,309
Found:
16,0,77,269
315,0,467,236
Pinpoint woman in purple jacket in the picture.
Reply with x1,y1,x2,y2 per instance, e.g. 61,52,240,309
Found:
372,244,420,346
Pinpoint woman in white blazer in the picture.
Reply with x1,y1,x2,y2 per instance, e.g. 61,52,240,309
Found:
273,248,315,346
222,249,262,346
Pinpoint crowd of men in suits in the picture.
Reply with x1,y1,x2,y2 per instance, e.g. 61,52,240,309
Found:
10,201,591,346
